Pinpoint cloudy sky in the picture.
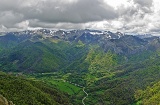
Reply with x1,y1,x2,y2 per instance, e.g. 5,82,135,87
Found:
0,0,159,35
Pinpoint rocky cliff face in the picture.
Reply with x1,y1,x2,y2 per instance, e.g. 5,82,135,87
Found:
0,95,14,105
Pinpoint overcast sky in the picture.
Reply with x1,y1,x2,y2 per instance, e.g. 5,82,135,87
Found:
0,0,159,35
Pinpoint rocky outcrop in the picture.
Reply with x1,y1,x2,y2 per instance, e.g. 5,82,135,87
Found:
0,95,14,105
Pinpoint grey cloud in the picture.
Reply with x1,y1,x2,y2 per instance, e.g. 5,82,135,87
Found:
0,0,118,30
0,0,19,11
0,0,160,35
21,0,118,23
150,28,160,32
28,19,84,29
0,0,117,24
133,0,153,7
0,11,24,28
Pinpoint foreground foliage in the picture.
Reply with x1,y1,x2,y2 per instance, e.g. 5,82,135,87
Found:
0,72,71,105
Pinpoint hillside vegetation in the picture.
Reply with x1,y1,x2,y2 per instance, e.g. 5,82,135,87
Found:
0,72,72,105
135,81,160,105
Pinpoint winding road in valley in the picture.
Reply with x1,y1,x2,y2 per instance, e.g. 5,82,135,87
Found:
62,80,88,105
82,87,88,105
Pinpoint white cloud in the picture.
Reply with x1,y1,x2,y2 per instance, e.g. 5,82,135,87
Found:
111,21,123,29
103,0,133,9
152,0,160,12
15,20,29,29
0,25,7,32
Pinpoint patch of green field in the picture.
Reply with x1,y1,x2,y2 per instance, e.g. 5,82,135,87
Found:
27,73,82,95
48,79,81,95
96,90,105,94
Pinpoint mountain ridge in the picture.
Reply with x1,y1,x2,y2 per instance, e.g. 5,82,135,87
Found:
0,29,160,73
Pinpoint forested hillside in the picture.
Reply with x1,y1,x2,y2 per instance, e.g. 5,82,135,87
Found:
135,81,160,105
0,72,72,105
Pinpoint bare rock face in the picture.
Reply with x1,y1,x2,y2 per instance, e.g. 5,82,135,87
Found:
0,95,14,105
